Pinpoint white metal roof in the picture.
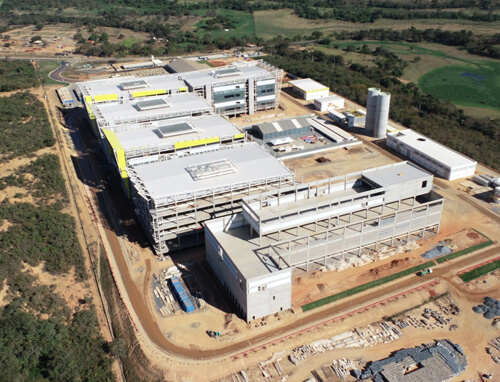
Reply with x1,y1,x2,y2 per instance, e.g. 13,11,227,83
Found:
289,78,329,93
76,75,185,99
388,129,477,169
131,143,292,200
113,115,241,151
181,64,274,88
315,95,343,103
362,161,431,188
91,93,212,127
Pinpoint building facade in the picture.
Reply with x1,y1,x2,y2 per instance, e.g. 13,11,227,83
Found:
387,130,477,180
205,162,444,321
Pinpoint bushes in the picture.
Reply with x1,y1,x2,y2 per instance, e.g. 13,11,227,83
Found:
0,201,86,281
0,92,55,161
0,60,38,92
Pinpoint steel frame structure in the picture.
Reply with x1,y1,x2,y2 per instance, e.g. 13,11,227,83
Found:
129,168,295,255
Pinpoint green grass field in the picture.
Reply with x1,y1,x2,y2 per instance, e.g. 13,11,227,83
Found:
301,261,435,312
460,259,500,282
192,9,255,38
419,62,500,111
119,36,142,49
317,39,500,115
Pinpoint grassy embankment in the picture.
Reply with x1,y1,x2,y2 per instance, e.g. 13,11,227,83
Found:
301,261,436,312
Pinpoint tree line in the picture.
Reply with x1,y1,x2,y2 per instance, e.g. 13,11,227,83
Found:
331,27,500,59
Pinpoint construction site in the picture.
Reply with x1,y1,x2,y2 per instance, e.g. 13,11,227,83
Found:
50,55,500,381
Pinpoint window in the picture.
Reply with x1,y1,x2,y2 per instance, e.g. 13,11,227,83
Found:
273,296,276,300
422,181,427,188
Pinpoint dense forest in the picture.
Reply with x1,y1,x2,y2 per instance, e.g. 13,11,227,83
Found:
262,44,500,170
0,77,115,380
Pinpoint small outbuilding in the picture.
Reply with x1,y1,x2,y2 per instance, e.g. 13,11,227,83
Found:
289,78,329,101
314,95,344,112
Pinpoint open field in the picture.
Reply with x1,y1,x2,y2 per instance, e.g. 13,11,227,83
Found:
419,61,500,111
315,40,500,116
191,9,256,39
253,9,500,40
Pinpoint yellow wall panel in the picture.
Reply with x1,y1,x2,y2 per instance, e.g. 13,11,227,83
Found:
132,89,166,98
179,87,188,92
102,129,127,169
234,133,244,139
85,95,92,103
175,137,220,150
94,93,118,102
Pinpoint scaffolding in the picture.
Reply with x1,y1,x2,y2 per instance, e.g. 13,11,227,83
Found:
128,145,295,255
218,162,444,272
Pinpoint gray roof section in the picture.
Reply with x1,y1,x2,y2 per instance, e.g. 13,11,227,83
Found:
362,162,431,188
253,116,311,135
132,143,292,200
112,115,241,151
166,58,201,73
91,93,212,127
206,219,285,279
181,64,274,88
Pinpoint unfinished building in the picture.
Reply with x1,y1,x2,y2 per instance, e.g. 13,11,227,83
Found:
205,162,444,320
180,60,283,116
76,75,188,105
101,115,245,195
128,143,295,255
89,93,213,137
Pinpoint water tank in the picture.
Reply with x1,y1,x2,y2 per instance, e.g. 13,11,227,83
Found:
365,87,380,133
374,92,391,139
492,186,500,204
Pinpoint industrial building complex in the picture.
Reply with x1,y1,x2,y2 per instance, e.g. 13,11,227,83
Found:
206,162,444,320
71,60,487,324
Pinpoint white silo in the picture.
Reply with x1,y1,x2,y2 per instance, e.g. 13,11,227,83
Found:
365,87,380,134
373,92,391,139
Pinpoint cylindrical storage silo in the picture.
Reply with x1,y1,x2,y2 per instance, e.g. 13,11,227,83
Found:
365,87,380,134
374,92,391,139
492,186,500,204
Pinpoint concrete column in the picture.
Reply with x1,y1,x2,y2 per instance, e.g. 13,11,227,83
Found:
248,78,255,115
205,84,212,105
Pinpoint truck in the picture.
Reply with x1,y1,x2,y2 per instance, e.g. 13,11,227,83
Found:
417,268,433,276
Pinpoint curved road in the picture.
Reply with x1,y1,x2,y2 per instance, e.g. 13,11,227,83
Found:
49,61,74,83
68,112,499,361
